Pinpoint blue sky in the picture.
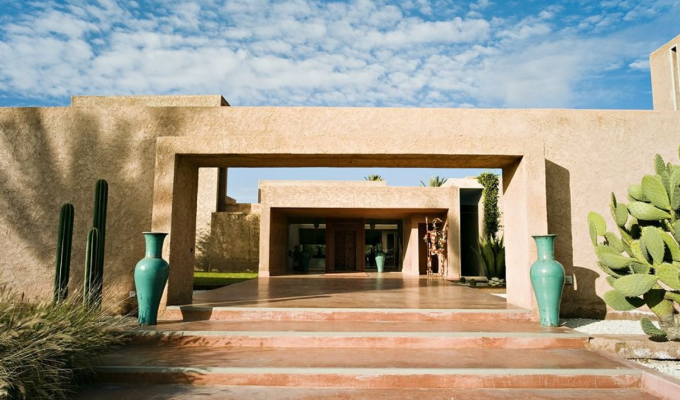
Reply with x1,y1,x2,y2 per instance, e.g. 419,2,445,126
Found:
1,0,678,201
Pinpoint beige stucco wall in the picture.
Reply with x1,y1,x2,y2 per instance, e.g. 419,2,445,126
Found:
651,33,680,111
208,212,259,273
1,98,679,316
194,168,219,271
72,95,229,108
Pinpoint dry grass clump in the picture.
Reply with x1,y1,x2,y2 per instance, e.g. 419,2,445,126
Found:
0,286,133,400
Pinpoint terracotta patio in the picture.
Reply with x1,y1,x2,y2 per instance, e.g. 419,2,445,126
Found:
189,273,518,309
69,275,680,399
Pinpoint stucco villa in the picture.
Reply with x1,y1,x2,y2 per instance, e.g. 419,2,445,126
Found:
0,33,679,323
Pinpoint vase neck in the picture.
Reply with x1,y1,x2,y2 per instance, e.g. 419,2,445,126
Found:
534,235,556,261
144,233,167,258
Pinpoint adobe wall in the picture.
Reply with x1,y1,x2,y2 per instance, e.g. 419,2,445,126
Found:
208,212,260,273
650,33,680,111
0,101,678,316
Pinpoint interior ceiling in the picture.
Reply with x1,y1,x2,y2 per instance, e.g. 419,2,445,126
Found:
276,207,448,224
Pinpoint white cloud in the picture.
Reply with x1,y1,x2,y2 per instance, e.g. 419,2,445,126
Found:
629,59,650,70
0,0,677,108
470,0,492,11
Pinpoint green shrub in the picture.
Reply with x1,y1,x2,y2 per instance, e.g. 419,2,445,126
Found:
588,145,680,341
473,235,506,280
477,172,501,238
0,287,132,399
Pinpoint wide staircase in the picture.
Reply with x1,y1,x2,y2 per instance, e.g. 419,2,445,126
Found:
74,305,663,399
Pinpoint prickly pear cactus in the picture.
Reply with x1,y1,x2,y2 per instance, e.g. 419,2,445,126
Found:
589,146,680,341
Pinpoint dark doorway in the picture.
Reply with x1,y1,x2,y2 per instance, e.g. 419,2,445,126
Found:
334,230,357,271
460,189,483,276
325,219,365,273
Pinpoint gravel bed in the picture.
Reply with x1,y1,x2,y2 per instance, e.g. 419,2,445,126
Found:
634,359,680,379
561,318,652,335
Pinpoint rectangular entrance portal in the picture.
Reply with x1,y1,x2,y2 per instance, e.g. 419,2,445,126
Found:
325,219,365,273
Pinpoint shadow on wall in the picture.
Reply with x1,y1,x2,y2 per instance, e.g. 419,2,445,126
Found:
0,107,167,312
545,160,606,319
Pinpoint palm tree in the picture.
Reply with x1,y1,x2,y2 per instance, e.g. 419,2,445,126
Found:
420,176,448,187
365,174,384,181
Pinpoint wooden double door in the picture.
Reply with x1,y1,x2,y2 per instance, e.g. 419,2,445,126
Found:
325,219,365,273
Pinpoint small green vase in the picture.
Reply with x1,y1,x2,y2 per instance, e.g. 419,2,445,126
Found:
375,250,385,273
134,232,169,325
530,235,565,327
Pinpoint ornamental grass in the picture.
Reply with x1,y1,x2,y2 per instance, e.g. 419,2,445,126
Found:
0,286,133,400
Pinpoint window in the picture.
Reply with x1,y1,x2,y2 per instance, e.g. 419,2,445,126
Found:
672,46,680,110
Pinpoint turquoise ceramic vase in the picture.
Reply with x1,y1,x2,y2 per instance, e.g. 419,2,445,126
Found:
530,234,565,327
375,245,385,273
134,232,169,325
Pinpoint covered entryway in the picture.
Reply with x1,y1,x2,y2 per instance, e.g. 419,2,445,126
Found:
150,135,548,312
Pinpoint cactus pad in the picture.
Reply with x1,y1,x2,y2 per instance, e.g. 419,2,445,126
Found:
670,170,680,210
630,240,651,265
642,175,671,210
604,232,624,253
644,287,675,318
630,262,651,275
598,262,622,278
589,220,598,247
660,232,680,262
628,201,672,221
641,227,665,265
603,290,644,311
655,154,666,175
596,245,631,269
612,274,658,297
665,291,680,303
628,184,647,202
657,263,680,290
660,171,671,194
641,317,667,340
606,276,617,286
588,212,607,235
614,204,628,227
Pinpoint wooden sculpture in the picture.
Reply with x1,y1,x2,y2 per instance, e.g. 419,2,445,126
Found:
423,217,447,276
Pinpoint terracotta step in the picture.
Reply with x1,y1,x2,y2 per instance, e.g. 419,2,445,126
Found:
71,385,662,400
162,306,532,322
134,320,588,349
95,346,641,389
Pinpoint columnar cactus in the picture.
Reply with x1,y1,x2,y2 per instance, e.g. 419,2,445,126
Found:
83,227,100,307
589,145,680,341
53,203,74,303
83,179,108,307
91,179,108,303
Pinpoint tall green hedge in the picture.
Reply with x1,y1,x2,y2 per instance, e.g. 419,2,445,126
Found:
477,172,501,238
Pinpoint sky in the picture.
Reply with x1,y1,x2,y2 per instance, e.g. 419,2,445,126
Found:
1,0,678,202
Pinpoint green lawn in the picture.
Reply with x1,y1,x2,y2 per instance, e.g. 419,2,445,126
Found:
193,272,258,288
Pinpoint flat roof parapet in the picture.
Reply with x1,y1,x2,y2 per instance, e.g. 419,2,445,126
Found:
70,95,229,108
258,180,389,188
